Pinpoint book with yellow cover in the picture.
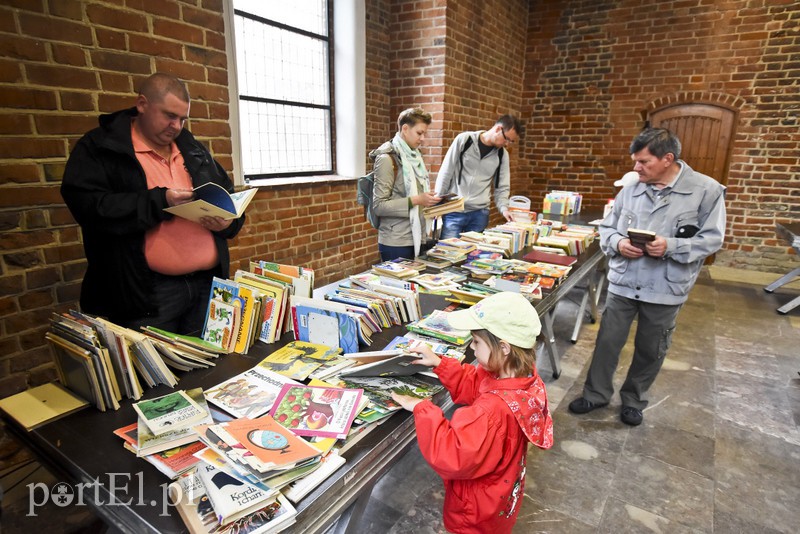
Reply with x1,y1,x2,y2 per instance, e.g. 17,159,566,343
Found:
0,382,89,431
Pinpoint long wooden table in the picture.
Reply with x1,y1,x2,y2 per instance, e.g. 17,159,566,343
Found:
4,233,605,533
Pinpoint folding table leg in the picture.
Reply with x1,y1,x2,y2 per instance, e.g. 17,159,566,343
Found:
764,267,800,292
541,309,561,379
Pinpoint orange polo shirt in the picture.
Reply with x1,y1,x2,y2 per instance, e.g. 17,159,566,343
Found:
132,123,218,275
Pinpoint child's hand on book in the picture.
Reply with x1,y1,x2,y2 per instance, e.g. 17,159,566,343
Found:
391,391,424,411
406,340,441,368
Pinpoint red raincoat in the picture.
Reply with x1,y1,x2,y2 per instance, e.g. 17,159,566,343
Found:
412,357,553,534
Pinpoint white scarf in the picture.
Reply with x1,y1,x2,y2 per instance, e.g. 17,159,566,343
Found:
391,132,431,256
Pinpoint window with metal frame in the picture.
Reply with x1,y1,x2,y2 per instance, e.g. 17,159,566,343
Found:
231,0,333,180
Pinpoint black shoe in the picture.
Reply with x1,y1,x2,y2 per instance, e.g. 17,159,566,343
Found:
621,406,643,426
568,397,608,414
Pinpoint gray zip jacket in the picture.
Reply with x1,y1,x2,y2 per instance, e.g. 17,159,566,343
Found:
600,161,726,305
434,131,510,213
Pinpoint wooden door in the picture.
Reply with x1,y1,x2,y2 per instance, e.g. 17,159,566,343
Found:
648,102,737,263
648,103,736,186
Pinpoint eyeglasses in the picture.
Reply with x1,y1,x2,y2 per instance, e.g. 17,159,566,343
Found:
500,128,517,145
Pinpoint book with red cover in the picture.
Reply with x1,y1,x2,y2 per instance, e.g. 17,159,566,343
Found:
522,250,578,266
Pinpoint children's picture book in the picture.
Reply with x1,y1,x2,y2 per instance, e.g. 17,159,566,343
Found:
256,344,322,381
164,182,257,222
205,367,300,419
335,375,443,414
133,390,208,436
224,415,321,469
269,384,363,439
202,298,239,351
282,450,346,504
194,462,280,526
169,470,296,534
338,353,428,378
406,309,473,345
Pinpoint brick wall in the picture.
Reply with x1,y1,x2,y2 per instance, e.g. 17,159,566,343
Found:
521,0,800,271
0,0,798,397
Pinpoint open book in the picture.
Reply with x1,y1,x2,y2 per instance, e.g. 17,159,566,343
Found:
164,182,257,222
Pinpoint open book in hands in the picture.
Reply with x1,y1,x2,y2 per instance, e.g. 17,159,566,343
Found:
164,182,257,222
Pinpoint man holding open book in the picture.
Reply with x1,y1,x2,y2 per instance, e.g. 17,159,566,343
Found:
568,127,726,426
61,73,244,335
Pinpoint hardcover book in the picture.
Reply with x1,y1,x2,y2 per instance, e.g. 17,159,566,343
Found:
627,228,656,252
0,382,89,431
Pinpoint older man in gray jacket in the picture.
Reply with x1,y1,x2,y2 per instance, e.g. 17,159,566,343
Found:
569,128,726,426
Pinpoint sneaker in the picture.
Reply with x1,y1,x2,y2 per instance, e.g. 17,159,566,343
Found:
620,406,643,426
568,397,608,414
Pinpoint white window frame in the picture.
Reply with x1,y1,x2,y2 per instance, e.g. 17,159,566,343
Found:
223,0,366,187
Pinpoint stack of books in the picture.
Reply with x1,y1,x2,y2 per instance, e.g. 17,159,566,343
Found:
542,190,582,215
45,311,204,410
371,260,419,279
406,310,472,345
422,194,465,218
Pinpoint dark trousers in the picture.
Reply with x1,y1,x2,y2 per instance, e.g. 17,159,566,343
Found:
379,244,415,262
582,292,682,410
120,271,213,336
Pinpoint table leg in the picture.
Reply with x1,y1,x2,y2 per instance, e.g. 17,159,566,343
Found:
541,309,561,379
764,267,800,292
570,290,590,344
777,294,800,315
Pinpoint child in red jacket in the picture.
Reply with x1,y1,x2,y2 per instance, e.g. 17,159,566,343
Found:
392,291,553,534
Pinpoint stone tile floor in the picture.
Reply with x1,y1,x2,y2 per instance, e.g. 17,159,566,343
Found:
1,268,799,533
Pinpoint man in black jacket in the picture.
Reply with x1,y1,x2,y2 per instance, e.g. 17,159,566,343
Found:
61,73,244,335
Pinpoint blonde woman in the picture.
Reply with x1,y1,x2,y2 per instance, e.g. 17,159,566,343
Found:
370,107,441,261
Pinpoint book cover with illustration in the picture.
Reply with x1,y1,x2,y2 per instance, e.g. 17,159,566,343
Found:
194,462,280,527
205,367,300,419
224,415,321,469
169,469,296,534
132,389,209,437
335,375,444,414
269,384,363,439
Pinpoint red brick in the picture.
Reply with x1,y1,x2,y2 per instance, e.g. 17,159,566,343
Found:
0,114,32,135
91,50,151,74
43,244,85,264
10,345,54,372
47,0,82,20
182,5,225,33
0,86,58,110
51,43,88,67
153,59,206,84
0,186,62,208
0,58,22,83
0,35,48,61
0,138,65,159
126,0,180,19
26,64,97,90
100,71,134,93
185,46,228,69
128,35,183,60
86,3,148,32
19,290,54,312
35,114,99,136
60,91,96,112
0,274,24,297
153,19,205,46
96,27,128,50
18,12,93,44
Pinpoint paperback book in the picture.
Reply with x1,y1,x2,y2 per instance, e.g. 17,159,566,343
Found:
205,367,300,419
269,384,363,439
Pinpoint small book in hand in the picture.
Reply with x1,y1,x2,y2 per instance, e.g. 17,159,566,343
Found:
164,182,257,222
627,228,656,252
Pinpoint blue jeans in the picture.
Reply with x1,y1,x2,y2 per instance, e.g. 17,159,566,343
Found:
440,209,490,240
379,244,415,262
